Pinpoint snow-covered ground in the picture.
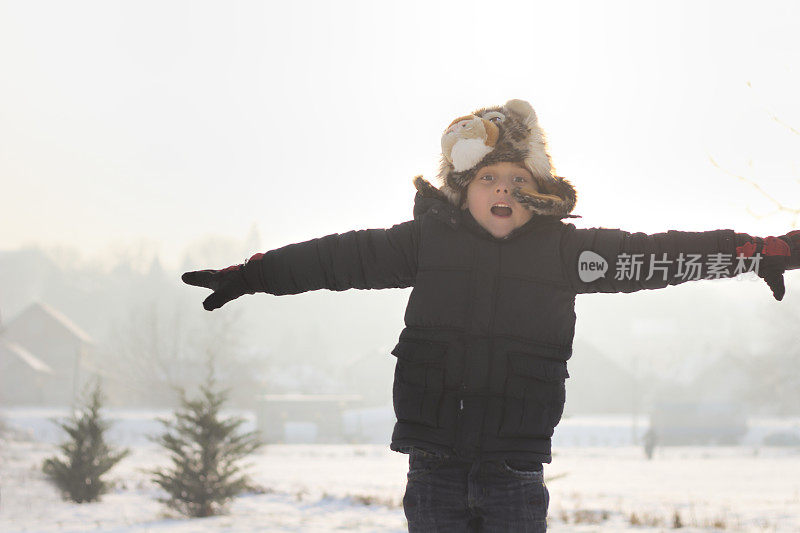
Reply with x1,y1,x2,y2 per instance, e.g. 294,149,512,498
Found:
2,410,800,532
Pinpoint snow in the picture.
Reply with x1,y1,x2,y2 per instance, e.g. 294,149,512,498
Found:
1,440,409,533
2,409,800,532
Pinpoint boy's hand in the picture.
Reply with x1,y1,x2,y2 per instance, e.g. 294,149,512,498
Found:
181,263,256,311
740,230,800,301
758,255,788,301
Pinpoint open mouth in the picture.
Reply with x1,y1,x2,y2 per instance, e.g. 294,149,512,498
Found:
491,204,512,217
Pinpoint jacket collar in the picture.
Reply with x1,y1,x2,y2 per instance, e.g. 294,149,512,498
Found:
414,192,561,242
460,208,561,241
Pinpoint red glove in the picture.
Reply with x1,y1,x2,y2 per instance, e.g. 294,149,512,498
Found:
181,253,266,311
736,230,800,301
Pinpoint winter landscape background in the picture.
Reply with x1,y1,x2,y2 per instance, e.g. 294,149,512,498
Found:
3,410,800,532
3,0,800,531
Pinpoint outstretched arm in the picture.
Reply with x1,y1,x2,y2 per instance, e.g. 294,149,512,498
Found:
182,220,419,310
560,224,800,299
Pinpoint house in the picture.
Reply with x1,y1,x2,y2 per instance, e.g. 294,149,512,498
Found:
563,340,638,414
641,352,754,445
0,302,95,406
256,393,363,443
0,338,53,405
341,346,395,407
649,399,748,445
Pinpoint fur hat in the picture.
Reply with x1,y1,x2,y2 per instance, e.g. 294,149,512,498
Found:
414,99,578,218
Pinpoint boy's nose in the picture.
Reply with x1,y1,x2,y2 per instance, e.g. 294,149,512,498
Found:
495,179,511,194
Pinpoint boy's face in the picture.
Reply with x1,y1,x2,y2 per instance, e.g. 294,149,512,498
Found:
463,162,535,239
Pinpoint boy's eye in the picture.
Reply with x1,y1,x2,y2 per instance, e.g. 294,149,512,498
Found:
480,175,494,181
513,176,528,183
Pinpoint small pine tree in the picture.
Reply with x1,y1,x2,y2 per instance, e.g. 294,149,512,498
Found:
150,373,263,517
42,382,130,503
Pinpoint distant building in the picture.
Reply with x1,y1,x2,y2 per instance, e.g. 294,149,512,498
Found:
342,347,395,407
0,338,53,404
649,399,748,445
0,302,95,406
642,352,752,445
256,393,363,443
564,340,638,414
685,352,752,405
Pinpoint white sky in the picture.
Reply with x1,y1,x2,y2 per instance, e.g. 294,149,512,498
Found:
2,0,800,270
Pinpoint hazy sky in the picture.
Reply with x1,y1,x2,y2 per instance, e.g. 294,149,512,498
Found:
2,0,800,270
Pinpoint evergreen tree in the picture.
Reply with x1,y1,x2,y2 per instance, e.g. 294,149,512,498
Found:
42,382,129,503
150,373,263,517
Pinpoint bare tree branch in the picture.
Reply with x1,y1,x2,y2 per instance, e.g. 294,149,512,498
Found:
708,155,800,219
747,80,800,138
768,112,800,137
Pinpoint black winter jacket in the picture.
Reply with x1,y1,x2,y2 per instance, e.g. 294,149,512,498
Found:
246,194,739,463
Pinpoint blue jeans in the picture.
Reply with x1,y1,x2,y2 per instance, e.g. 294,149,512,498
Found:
402,451,549,532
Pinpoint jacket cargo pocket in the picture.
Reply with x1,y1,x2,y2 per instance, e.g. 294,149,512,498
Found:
499,354,569,438
391,340,447,428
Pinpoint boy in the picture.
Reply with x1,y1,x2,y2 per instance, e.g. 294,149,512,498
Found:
183,99,800,532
